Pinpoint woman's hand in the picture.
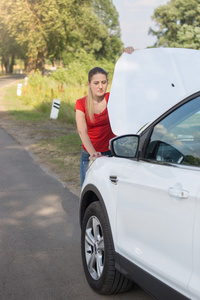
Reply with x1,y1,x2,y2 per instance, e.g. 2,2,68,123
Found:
89,152,102,160
123,46,134,54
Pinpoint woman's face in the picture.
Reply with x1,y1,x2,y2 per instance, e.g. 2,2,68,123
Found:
88,73,108,98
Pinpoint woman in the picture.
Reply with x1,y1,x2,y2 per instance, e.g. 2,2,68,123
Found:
75,47,134,186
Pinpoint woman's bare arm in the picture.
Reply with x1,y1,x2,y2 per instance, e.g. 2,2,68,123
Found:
76,110,101,157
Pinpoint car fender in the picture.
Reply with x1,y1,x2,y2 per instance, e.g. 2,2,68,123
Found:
80,156,128,244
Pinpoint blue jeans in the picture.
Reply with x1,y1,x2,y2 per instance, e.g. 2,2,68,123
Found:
80,148,112,186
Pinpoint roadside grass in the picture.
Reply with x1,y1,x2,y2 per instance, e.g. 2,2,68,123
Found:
32,134,82,186
4,85,48,120
2,79,84,192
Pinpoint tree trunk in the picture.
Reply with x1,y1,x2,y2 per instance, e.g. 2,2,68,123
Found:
9,53,15,73
3,56,10,74
36,50,46,75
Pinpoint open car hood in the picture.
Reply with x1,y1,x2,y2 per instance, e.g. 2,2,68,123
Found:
108,48,200,135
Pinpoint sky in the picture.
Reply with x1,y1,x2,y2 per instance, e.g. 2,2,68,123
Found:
112,0,169,49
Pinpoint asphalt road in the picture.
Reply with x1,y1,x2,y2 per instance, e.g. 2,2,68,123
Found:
0,76,153,300
0,74,26,89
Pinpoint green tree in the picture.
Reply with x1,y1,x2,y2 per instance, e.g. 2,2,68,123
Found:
0,0,48,73
60,0,123,64
0,25,25,74
93,0,123,61
149,0,200,49
44,0,105,65
0,0,122,73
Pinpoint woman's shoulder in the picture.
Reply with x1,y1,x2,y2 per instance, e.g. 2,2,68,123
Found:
76,95,87,104
75,96,87,111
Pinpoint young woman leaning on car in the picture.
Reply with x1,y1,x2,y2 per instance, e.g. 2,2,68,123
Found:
75,46,134,186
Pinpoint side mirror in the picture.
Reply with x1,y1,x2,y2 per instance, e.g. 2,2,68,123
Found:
110,135,139,158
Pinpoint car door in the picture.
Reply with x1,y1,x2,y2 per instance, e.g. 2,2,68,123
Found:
188,188,200,300
116,95,200,298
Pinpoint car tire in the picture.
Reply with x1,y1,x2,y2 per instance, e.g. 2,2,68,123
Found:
81,201,133,294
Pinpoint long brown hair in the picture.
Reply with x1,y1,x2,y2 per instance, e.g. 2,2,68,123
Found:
86,67,108,121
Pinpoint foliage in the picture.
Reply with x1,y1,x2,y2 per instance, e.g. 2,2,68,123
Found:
92,0,123,61
49,68,68,84
50,51,115,85
0,0,123,73
149,0,200,48
20,72,88,124
0,22,24,73
183,155,200,166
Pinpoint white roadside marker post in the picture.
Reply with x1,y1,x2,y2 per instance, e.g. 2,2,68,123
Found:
50,99,60,119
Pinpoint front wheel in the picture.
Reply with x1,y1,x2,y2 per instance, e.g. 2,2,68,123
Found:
81,201,133,294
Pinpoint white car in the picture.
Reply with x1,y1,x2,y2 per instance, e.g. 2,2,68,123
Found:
79,48,200,299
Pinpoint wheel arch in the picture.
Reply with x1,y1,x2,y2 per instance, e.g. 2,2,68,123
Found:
79,184,110,231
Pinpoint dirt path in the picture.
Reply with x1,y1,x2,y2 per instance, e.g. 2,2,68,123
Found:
0,81,81,197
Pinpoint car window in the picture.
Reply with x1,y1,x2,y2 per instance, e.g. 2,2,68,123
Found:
145,96,200,167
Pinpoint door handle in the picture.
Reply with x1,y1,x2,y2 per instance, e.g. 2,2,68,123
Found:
168,187,189,199
109,176,118,185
